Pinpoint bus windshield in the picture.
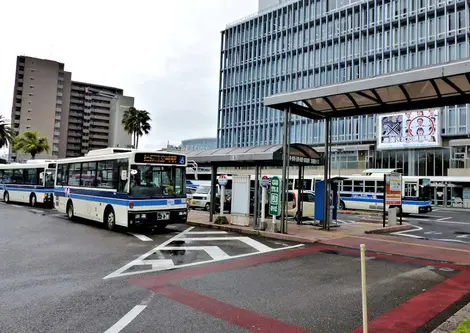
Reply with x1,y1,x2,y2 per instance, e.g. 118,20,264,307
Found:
129,165,185,197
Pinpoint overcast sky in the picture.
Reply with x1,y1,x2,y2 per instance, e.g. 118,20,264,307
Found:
0,0,258,150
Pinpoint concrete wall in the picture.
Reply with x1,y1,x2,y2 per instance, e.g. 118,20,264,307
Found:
58,71,72,158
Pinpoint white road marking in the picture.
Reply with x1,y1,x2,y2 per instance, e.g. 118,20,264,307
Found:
391,226,425,239
434,220,470,225
180,236,273,252
186,231,228,235
456,235,469,238
104,243,304,279
103,227,194,279
162,246,231,260
11,204,22,208
437,217,452,221
128,233,153,242
104,305,146,333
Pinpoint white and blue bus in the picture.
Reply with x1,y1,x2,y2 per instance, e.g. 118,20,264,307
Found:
0,160,56,207
54,148,188,231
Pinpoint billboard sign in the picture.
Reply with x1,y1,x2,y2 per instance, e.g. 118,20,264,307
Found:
377,109,441,150
385,173,402,206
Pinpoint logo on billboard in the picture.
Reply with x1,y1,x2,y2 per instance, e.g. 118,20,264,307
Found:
377,109,441,150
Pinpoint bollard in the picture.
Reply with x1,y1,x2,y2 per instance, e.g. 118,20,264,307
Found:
360,243,368,333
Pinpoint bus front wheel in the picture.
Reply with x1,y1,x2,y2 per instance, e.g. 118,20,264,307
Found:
30,194,37,207
3,192,9,203
105,207,116,231
339,200,345,210
66,201,75,220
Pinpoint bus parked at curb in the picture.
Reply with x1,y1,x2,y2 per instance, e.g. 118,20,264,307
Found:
0,160,56,207
54,148,188,231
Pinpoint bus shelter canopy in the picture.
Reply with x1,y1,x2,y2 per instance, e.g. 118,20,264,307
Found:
264,59,470,119
185,143,323,167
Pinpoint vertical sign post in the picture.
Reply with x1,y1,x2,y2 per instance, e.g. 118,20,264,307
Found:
383,175,386,227
217,174,228,215
385,173,403,227
260,176,270,222
269,176,281,231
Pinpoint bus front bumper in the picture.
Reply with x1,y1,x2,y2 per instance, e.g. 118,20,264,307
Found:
128,209,188,226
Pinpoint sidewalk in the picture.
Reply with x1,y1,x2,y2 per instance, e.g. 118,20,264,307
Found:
187,210,470,265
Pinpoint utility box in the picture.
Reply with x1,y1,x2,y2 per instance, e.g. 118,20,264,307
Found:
388,207,398,226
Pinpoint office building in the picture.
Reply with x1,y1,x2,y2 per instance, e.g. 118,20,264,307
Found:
218,0,470,177
10,56,133,160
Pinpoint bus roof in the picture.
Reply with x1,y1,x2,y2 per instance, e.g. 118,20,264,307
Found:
55,150,186,164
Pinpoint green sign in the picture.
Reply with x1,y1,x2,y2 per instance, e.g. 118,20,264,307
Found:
269,176,281,216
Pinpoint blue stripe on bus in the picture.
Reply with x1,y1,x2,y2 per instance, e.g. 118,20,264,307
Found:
0,185,53,193
54,189,186,207
342,197,431,206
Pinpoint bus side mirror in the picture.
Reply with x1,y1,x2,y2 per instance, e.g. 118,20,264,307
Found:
121,170,128,181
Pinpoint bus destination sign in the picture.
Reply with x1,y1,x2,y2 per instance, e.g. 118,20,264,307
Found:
135,153,186,165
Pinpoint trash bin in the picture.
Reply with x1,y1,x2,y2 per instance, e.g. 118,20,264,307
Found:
388,207,398,226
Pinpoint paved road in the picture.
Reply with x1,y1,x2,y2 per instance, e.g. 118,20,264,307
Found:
1,202,468,332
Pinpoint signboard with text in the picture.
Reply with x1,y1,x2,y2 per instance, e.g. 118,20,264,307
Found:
385,173,402,206
269,176,281,216
134,153,186,165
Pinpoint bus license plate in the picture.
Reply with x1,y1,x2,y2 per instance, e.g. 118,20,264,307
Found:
157,212,170,220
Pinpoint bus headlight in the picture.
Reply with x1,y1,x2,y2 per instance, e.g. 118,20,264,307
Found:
135,214,141,219
141,214,146,219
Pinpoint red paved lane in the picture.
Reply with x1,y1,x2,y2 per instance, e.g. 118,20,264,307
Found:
131,244,470,333
351,268,470,333
322,234,470,264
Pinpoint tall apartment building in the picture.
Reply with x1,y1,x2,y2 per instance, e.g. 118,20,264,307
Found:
10,56,133,160
67,82,132,157
10,56,72,160
218,0,470,177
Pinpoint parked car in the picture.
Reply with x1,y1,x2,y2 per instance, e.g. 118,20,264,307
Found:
287,190,315,219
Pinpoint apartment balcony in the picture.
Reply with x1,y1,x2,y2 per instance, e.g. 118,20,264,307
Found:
68,118,82,124
90,133,108,140
70,105,84,112
68,131,81,137
69,112,83,118
91,127,108,134
67,144,81,151
70,98,83,104
91,114,109,121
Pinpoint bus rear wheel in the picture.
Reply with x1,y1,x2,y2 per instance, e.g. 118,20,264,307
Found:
66,201,75,220
339,200,345,210
105,207,116,231
3,191,9,203
30,194,37,207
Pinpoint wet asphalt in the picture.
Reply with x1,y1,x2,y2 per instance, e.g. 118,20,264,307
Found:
0,202,459,333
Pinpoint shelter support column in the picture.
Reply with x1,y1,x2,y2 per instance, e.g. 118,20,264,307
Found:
297,165,303,224
280,107,290,234
323,118,330,230
209,165,217,222
254,165,260,229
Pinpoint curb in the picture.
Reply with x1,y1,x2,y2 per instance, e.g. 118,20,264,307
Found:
431,302,470,333
187,221,319,245
365,224,413,234
339,210,382,217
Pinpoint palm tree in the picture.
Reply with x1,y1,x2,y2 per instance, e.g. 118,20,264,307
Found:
13,130,50,159
0,115,15,148
122,107,152,149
